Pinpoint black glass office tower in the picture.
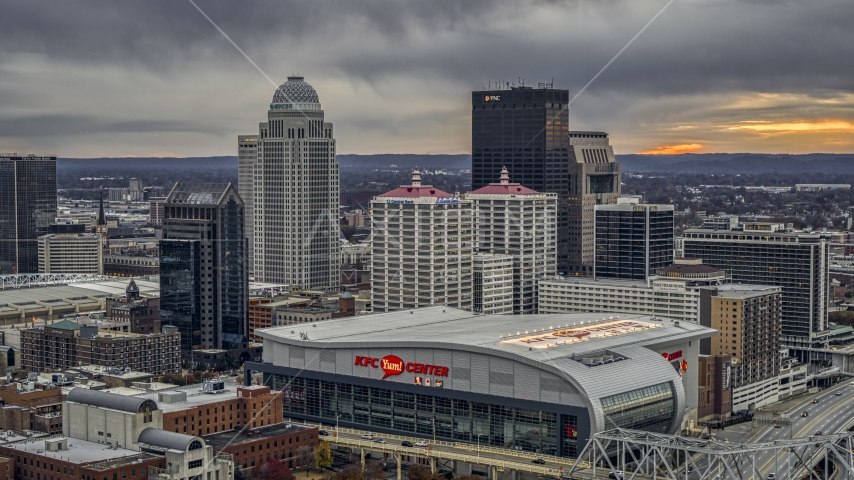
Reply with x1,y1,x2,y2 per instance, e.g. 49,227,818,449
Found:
472,85,570,193
0,156,57,274
160,182,248,355
160,239,202,350
594,202,674,280
472,86,620,275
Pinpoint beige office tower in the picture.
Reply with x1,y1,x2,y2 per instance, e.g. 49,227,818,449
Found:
567,132,621,276
239,76,339,289
370,169,473,312
237,134,258,278
38,231,103,274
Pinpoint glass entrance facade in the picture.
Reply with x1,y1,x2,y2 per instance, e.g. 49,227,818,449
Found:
601,382,676,433
270,373,577,456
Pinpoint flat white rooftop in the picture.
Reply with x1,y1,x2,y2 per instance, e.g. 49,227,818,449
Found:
0,278,159,305
125,383,238,413
259,306,715,361
4,437,146,464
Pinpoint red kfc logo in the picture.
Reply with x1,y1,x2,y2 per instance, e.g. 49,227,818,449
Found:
662,351,683,362
380,355,404,379
355,354,448,380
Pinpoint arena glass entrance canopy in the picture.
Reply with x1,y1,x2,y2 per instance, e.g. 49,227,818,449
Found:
248,306,715,457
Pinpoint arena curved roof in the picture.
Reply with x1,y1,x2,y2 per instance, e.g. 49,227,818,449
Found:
67,388,158,414
138,428,202,452
257,306,717,434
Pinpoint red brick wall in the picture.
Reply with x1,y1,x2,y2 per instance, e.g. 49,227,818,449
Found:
162,386,283,436
216,429,318,471
80,457,162,480
0,445,161,480
0,456,14,480
0,408,31,433
0,385,64,409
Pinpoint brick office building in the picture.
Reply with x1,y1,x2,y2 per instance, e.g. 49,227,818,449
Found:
0,384,64,434
105,279,161,334
0,456,11,480
20,319,180,376
697,354,733,425
204,422,318,472
19,319,80,372
75,330,180,376
0,438,163,480
149,384,284,436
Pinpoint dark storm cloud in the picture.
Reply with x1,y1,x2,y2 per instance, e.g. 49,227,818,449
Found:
0,1,509,68
7,0,850,96
0,114,207,137
0,0,852,156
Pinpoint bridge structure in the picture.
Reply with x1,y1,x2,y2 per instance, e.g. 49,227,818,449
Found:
0,273,116,290
289,420,854,480
567,428,854,480
307,424,587,480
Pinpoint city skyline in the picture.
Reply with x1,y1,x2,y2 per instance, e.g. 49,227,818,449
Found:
0,0,851,158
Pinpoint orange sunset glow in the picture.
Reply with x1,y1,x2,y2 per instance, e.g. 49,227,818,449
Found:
637,143,704,155
728,121,854,133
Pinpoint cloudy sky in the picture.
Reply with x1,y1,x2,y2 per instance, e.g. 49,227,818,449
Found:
1,0,852,157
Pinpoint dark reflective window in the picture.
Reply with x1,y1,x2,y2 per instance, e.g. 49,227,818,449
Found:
271,374,563,456
601,382,676,433
160,239,202,350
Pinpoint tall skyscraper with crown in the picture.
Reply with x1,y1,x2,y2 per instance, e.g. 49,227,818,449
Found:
238,76,340,289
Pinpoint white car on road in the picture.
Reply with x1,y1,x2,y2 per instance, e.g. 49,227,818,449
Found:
414,441,428,447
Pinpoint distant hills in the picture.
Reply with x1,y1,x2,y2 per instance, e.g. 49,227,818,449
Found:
617,153,854,174
58,153,854,175
337,154,471,169
58,157,236,171
57,154,472,171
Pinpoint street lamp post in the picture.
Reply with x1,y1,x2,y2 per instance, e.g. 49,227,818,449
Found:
432,418,436,442
336,415,341,438
477,430,483,460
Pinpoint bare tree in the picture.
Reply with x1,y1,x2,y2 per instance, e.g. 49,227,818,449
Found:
295,445,315,471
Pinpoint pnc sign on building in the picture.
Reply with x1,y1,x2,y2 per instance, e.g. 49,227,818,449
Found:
355,355,449,379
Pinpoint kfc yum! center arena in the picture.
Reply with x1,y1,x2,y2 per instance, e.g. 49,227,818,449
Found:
248,306,715,457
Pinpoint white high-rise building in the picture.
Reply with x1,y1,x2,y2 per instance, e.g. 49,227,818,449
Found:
370,168,472,312
467,167,557,314
239,76,339,289
237,134,258,277
472,253,513,314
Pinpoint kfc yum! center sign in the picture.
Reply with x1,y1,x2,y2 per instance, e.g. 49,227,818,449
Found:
354,354,449,379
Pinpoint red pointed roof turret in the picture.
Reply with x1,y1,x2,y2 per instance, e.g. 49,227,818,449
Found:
499,166,510,185
469,167,539,195
377,167,454,198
